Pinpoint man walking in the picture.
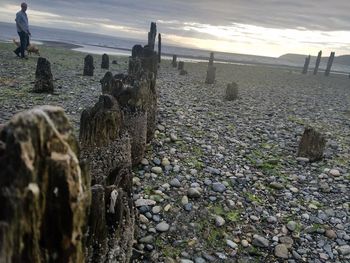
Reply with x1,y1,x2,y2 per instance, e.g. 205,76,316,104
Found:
14,2,31,59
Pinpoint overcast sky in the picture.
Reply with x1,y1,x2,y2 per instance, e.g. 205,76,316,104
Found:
0,0,349,57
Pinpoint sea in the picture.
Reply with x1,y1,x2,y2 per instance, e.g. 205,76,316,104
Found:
1,21,349,74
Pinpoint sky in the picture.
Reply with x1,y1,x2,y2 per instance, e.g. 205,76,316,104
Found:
0,0,349,57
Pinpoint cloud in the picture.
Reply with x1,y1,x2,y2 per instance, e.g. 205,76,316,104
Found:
0,0,349,56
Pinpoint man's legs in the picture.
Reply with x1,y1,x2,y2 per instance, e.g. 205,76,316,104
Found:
14,32,21,57
26,33,30,49
18,31,28,58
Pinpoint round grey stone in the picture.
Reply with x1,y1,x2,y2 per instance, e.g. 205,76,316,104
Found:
226,239,238,249
151,166,163,174
338,245,350,256
170,178,181,187
156,221,170,232
194,257,206,263
181,195,189,205
270,182,284,190
286,221,297,232
274,244,289,259
152,206,161,214
188,188,201,198
139,235,154,244
267,216,277,223
212,182,226,193
252,234,269,248
215,216,225,227
325,229,337,239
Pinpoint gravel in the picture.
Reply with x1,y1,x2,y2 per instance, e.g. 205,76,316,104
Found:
1,43,349,262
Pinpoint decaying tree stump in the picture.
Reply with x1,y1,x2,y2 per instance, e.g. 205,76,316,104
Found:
325,52,335,76
302,55,311,74
297,127,326,162
0,106,91,263
33,57,54,93
225,82,238,101
313,50,322,75
172,55,177,67
205,52,216,84
84,55,94,76
178,61,184,70
101,53,109,69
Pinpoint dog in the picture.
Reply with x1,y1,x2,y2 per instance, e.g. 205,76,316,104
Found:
13,39,40,56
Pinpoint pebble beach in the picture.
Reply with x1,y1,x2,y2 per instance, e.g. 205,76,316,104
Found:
0,42,349,262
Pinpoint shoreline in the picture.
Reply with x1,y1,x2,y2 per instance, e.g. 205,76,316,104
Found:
1,38,349,76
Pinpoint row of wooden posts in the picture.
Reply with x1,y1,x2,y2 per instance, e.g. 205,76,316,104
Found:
0,22,160,263
171,52,216,83
302,51,336,76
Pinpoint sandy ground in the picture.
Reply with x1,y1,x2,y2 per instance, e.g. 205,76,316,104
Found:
0,42,349,262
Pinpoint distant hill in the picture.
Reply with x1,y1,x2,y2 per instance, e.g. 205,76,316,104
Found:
335,55,350,65
279,53,350,66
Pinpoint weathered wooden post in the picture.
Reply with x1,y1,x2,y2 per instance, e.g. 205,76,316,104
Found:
158,33,161,63
209,51,214,66
101,53,109,69
84,54,94,76
225,82,239,101
297,127,326,162
302,55,311,74
325,52,335,76
172,55,177,67
33,57,54,93
178,61,184,71
0,106,91,263
313,50,322,75
148,22,157,50
205,52,216,84
81,22,160,263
